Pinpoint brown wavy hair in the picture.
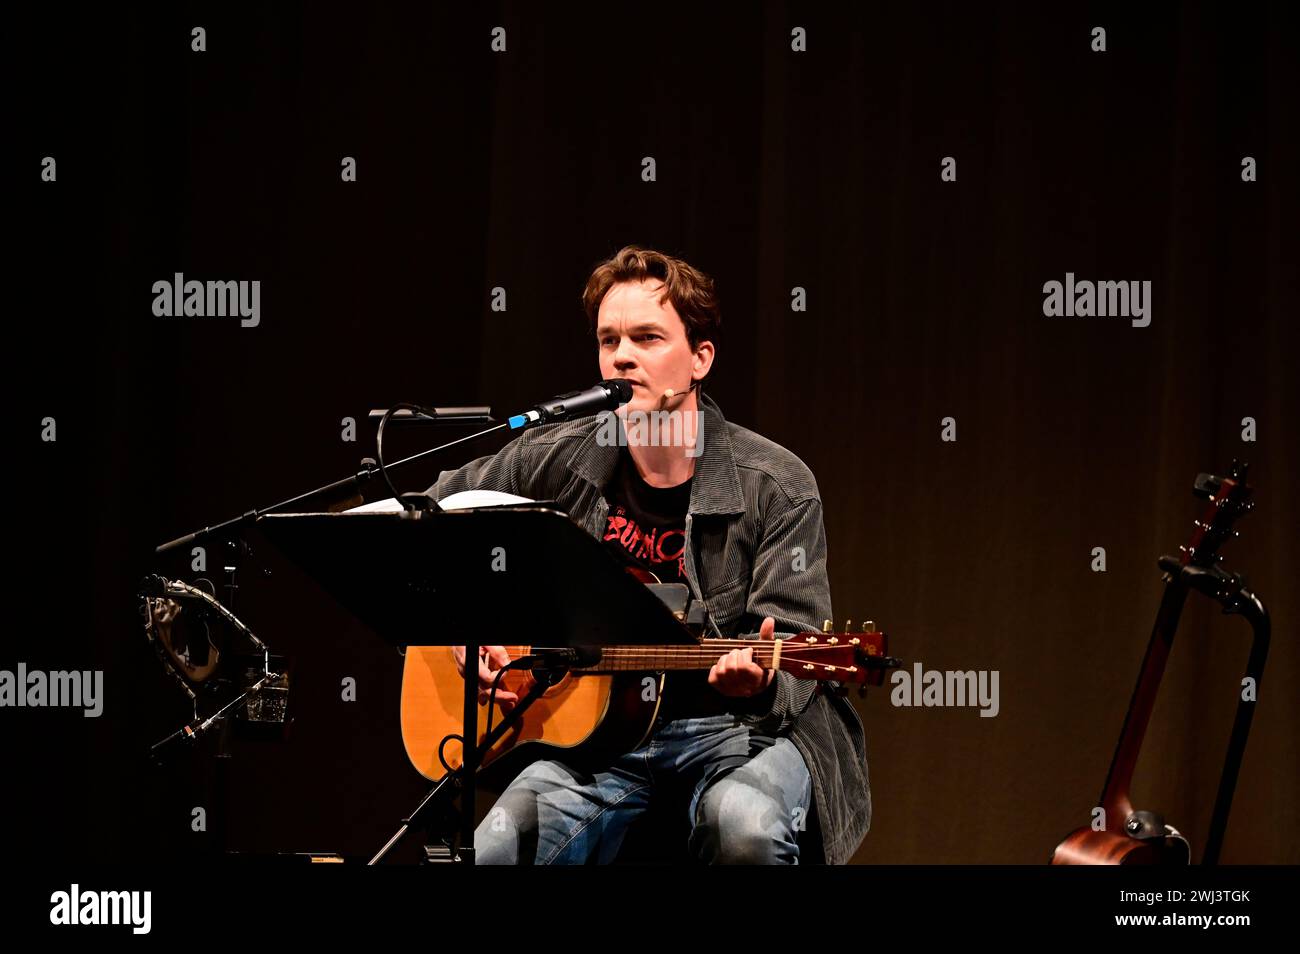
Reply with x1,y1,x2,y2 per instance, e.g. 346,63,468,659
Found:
582,246,722,354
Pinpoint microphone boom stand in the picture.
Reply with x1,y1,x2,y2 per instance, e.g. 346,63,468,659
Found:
155,408,509,556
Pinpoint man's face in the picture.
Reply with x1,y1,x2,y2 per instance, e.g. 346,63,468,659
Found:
596,279,712,414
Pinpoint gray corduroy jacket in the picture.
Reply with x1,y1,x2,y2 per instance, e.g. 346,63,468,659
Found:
422,390,871,864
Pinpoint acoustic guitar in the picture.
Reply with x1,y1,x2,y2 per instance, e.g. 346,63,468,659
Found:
400,608,892,785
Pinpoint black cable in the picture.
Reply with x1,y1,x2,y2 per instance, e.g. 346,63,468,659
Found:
486,655,558,738
438,652,526,771
486,661,518,739
376,402,437,509
437,733,462,775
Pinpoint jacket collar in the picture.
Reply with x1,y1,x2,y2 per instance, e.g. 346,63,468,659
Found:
565,389,746,516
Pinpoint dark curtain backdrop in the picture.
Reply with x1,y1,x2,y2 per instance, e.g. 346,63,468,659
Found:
9,1,1296,864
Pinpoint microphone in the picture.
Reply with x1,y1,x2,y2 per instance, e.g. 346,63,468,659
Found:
658,379,699,408
508,379,633,430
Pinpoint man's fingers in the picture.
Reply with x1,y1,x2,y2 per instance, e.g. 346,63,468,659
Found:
483,645,514,692
711,653,727,682
759,616,776,639
477,645,513,689
702,643,772,697
451,647,470,677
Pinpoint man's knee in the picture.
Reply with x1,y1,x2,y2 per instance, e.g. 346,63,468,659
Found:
471,766,554,865
473,803,527,865
704,824,790,865
690,776,801,865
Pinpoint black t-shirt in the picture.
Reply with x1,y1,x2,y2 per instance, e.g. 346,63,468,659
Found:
602,447,692,585
602,449,768,719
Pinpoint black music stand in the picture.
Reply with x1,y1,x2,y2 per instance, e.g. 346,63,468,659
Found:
257,505,698,863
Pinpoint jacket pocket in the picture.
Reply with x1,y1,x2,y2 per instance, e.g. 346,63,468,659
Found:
703,576,749,635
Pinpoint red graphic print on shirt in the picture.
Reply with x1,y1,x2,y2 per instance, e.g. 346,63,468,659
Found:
604,506,688,582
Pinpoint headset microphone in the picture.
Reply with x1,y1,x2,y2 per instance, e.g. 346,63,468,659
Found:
659,379,700,407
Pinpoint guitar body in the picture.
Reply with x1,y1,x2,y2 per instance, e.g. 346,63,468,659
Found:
400,645,663,786
1052,827,1190,865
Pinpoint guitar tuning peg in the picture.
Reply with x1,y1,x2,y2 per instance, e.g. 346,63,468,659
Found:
822,619,833,634
862,620,877,633
845,619,852,633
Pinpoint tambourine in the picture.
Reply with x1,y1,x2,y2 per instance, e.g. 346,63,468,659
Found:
140,575,265,689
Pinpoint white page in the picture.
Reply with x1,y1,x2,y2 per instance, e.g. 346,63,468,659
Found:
345,489,535,513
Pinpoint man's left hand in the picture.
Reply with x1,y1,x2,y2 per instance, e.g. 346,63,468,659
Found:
708,616,778,697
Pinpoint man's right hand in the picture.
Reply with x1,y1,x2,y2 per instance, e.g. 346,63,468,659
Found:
451,645,519,712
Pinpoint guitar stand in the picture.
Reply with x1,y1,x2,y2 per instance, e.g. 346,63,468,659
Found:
1052,461,1266,866
367,657,560,865
1156,557,1270,865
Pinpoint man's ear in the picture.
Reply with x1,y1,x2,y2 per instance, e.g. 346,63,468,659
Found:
692,339,715,381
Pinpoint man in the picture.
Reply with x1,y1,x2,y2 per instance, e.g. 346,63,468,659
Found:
429,246,871,864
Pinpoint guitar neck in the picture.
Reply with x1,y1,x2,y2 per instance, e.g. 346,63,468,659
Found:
489,629,888,686
501,640,785,672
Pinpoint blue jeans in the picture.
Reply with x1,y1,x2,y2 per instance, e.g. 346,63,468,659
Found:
473,713,813,864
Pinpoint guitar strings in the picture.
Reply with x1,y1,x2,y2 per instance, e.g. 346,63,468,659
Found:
473,643,870,672
478,645,864,657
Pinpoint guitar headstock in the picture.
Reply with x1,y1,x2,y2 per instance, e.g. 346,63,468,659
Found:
776,619,898,686
1182,459,1254,569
